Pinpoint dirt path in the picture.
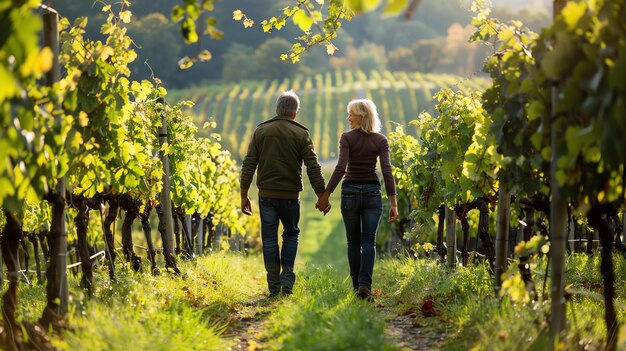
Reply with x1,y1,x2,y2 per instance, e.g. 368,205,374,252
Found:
226,297,447,351
225,295,277,350
379,305,447,350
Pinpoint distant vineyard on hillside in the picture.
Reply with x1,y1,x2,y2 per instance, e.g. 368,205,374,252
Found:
168,70,490,161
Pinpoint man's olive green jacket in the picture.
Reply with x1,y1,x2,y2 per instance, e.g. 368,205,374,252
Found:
240,115,326,199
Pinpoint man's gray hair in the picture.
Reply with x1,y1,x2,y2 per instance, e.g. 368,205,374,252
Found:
276,90,300,116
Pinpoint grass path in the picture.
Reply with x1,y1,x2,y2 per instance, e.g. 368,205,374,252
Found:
297,191,346,268
219,193,447,350
224,195,351,350
297,195,446,350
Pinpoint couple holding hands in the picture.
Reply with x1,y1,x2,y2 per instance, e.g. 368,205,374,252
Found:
240,90,397,300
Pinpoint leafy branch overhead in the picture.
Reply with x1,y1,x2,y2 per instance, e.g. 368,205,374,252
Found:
171,0,222,68
174,0,412,66
232,0,352,63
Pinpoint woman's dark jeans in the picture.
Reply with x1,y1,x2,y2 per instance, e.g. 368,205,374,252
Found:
259,196,300,295
340,183,383,290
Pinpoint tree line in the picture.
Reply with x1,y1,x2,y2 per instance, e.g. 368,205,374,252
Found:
46,0,549,88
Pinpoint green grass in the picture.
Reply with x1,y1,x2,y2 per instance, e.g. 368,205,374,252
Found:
278,162,350,271
37,253,267,350
374,254,626,351
262,265,399,351
12,248,626,350
297,190,345,268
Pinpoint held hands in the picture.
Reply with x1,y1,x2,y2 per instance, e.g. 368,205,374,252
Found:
315,192,332,216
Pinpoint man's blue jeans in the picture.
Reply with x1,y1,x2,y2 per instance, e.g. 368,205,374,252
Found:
259,196,300,295
340,183,383,290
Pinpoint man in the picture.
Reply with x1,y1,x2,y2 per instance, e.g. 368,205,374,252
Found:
241,90,330,297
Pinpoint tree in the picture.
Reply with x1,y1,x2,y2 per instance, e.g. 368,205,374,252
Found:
221,43,259,82
298,45,335,76
254,37,298,80
387,38,445,72
406,0,474,35
440,23,481,76
357,42,387,73
366,17,438,50
387,46,419,72
127,13,183,86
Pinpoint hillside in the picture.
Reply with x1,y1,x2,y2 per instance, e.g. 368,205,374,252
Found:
168,70,491,161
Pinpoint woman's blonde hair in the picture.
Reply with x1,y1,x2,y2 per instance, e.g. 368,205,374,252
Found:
347,98,381,134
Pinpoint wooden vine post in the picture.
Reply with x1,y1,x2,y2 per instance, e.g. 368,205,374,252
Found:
494,183,510,291
157,98,177,264
195,217,204,256
445,206,456,268
549,0,569,338
185,214,193,257
42,7,69,323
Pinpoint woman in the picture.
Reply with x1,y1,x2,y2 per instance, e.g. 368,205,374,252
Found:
316,98,398,300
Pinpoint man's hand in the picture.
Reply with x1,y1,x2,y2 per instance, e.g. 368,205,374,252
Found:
240,188,252,215
241,197,252,215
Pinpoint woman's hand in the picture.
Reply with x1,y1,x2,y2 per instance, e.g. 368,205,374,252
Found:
388,205,398,223
387,195,398,223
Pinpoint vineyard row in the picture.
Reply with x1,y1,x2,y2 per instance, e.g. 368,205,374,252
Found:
169,70,491,160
